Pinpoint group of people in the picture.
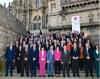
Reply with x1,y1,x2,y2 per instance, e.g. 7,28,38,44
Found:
5,30,100,77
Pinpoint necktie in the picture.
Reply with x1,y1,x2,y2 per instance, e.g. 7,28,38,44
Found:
75,47,76,52
26,51,27,55
64,50,66,55
51,51,53,55
87,49,89,57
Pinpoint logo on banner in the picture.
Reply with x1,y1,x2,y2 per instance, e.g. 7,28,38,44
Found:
74,17,77,20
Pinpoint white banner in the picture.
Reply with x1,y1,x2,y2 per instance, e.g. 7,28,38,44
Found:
72,16,80,33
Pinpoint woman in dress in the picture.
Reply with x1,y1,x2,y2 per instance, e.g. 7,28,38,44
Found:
16,45,23,74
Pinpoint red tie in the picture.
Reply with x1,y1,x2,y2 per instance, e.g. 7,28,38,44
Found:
51,51,53,55
26,51,27,55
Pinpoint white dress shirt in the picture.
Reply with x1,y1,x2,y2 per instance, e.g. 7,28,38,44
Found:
96,50,98,55
42,51,44,57
10,47,12,50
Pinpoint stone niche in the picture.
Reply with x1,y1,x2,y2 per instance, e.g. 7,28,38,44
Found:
0,4,26,57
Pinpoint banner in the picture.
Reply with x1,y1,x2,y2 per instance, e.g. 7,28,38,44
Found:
72,16,80,33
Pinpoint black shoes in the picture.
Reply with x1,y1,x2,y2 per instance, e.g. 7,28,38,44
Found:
48,75,50,77
30,75,33,77
11,75,13,77
77,75,80,77
63,75,65,77
39,76,41,77
21,75,23,77
68,75,70,77
5,75,8,77
85,75,88,77
34,75,37,77
43,75,45,77
91,75,94,77
51,75,54,77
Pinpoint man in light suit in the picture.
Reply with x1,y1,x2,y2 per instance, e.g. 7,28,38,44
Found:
5,42,15,77
47,45,55,77
30,43,39,77
61,45,71,77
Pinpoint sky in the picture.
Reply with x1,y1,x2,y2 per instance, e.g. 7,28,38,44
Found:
0,0,13,7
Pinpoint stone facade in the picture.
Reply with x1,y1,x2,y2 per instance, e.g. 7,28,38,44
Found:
48,0,99,36
10,0,48,33
10,0,99,35
0,4,26,57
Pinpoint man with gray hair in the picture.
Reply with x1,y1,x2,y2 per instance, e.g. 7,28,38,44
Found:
83,43,94,77
21,45,30,77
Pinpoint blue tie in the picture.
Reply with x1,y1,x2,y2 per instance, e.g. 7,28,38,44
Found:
64,50,66,55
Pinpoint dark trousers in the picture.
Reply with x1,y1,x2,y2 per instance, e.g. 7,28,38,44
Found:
21,61,29,76
79,59,84,69
62,62,69,76
85,60,93,76
6,60,13,75
17,67,21,74
55,61,61,75
69,58,72,70
31,60,37,76
72,59,79,76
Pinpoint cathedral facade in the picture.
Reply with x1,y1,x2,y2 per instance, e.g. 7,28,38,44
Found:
10,0,99,35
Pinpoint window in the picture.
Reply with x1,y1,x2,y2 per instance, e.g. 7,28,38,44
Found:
36,0,39,8
34,16,37,21
38,16,41,20
34,23,37,30
89,16,93,23
90,28,93,32
46,14,48,24
54,3,56,8
38,23,41,30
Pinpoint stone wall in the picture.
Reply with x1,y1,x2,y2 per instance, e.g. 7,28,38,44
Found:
0,4,26,57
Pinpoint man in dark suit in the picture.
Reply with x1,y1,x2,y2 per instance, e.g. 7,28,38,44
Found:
53,40,57,50
45,41,50,52
70,42,80,77
21,45,30,77
13,41,19,69
83,43,94,77
5,42,15,77
60,41,64,51
30,44,39,77
61,45,71,77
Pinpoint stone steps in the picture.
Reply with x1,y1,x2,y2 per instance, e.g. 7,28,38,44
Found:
0,76,99,79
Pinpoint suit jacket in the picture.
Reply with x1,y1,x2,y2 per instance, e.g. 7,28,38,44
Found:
61,50,71,63
5,47,15,61
39,51,46,63
83,48,93,64
70,47,80,59
45,45,50,52
47,50,55,63
22,49,30,63
60,45,64,51
30,48,39,61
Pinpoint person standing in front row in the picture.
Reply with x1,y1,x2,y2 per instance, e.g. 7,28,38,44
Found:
47,45,55,77
94,44,100,77
39,46,46,77
30,44,39,77
83,43,94,77
70,42,80,77
16,45,22,74
61,45,71,77
54,46,61,77
21,45,30,77
5,42,15,77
